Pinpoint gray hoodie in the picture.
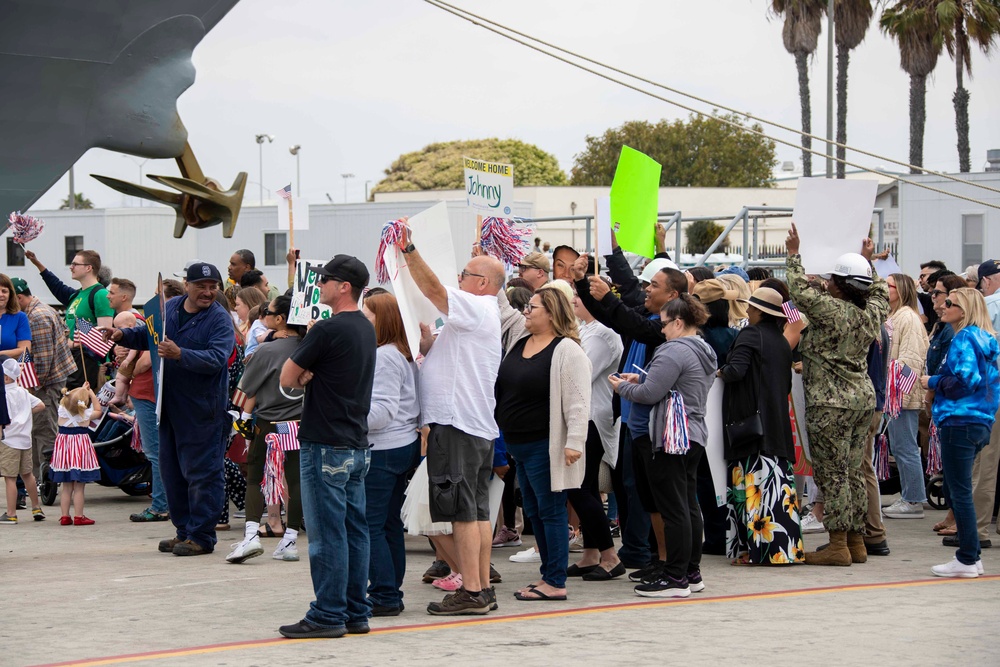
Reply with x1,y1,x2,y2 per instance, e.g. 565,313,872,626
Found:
617,335,717,449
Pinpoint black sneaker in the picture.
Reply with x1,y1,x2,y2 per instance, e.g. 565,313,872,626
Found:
370,604,403,617
489,563,502,584
427,589,490,616
686,568,705,593
346,622,370,635
279,619,347,639
634,575,691,599
422,559,451,583
628,560,664,583
16,495,26,510
485,586,499,611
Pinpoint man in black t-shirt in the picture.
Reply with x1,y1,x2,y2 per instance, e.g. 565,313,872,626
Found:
278,254,376,639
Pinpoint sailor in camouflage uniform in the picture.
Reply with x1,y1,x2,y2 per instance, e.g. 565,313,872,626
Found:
785,225,889,566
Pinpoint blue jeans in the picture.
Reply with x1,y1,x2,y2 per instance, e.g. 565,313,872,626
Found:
888,409,926,502
507,439,568,588
619,427,652,566
939,423,990,565
365,439,420,608
299,442,371,628
133,398,166,514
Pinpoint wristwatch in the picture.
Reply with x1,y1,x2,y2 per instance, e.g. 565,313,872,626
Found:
402,243,416,254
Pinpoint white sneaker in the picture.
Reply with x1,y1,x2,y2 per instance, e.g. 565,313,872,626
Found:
509,546,541,563
976,560,984,575
880,494,899,508
273,539,299,561
883,498,924,519
800,513,826,534
568,530,584,553
931,557,978,578
226,535,263,564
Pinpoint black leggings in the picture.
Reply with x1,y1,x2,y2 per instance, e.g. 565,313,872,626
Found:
500,455,518,530
245,418,303,530
566,422,614,552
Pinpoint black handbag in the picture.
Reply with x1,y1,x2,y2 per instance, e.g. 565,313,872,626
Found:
725,333,764,447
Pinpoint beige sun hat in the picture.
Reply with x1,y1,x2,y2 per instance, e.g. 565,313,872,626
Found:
738,287,787,319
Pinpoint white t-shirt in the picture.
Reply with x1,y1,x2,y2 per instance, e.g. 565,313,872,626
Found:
418,287,501,441
4,384,43,450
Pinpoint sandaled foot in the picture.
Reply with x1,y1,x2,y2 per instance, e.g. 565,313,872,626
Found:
514,587,567,601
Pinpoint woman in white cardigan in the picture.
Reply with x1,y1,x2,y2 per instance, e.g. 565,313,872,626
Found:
495,280,591,602
884,273,930,518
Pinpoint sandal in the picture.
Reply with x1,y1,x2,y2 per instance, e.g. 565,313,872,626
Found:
730,553,752,566
937,526,958,536
258,523,286,538
514,588,567,601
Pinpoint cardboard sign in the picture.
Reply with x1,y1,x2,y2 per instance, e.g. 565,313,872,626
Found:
610,146,661,259
463,156,514,217
793,178,878,274
277,196,309,231
288,259,333,325
704,377,727,507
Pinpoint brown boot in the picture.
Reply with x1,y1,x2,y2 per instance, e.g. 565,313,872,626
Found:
847,532,868,564
804,530,851,566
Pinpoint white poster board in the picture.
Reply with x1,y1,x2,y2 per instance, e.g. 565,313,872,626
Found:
873,254,902,278
463,156,514,217
793,178,878,275
704,377,728,508
277,197,310,231
383,202,459,358
595,196,613,259
288,259,333,325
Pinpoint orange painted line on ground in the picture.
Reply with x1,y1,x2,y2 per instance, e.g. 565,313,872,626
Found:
33,575,1000,667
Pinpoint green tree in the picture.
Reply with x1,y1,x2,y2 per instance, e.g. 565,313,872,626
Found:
371,138,566,196
569,113,776,187
770,0,828,177
59,192,94,209
686,220,729,255
835,0,876,179
937,0,1000,172
881,0,947,173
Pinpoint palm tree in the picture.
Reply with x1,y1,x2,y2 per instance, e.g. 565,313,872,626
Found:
59,192,94,209
770,0,828,177
880,0,946,173
937,0,1000,172
835,1,875,178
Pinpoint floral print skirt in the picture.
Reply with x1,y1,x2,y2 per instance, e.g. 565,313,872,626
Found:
726,453,805,565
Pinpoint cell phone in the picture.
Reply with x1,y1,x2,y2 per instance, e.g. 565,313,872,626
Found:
611,373,622,379
295,249,301,259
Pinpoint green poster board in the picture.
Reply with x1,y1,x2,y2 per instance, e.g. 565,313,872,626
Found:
610,146,661,259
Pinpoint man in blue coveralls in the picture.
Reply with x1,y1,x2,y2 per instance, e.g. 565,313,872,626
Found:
104,262,234,556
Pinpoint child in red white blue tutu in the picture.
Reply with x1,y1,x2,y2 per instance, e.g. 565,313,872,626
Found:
50,383,101,525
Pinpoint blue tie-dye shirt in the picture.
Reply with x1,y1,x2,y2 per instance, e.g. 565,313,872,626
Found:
928,325,1000,428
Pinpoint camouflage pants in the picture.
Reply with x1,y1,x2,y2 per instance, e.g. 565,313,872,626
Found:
806,406,872,533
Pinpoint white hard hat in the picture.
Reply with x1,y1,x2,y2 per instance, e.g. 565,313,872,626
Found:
639,258,679,283
824,252,873,287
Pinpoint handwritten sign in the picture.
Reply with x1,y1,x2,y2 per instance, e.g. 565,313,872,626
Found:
288,259,333,325
463,156,514,216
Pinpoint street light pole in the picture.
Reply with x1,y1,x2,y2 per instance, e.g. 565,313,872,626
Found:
255,133,275,205
825,0,835,178
289,145,302,197
341,173,355,203
365,180,372,202
123,155,150,206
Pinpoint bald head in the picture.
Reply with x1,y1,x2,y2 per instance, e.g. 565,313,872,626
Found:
462,256,506,296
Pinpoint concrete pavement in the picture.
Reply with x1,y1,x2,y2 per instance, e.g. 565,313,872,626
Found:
3,486,997,667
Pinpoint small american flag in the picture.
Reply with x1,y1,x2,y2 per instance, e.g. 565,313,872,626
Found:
897,362,917,395
76,319,114,357
265,421,300,451
17,349,39,389
276,184,293,200
781,301,802,323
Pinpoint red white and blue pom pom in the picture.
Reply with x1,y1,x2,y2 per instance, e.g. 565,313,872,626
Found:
375,218,408,284
926,422,942,475
8,211,44,244
884,359,905,420
479,217,531,267
874,432,891,481
130,421,143,454
661,390,690,455
261,434,286,506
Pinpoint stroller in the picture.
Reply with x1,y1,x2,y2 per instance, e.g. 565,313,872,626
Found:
39,409,152,506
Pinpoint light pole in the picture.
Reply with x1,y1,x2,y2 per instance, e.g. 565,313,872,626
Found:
255,133,275,205
289,145,301,197
341,173,355,203
365,180,373,202
825,0,834,178
122,155,150,206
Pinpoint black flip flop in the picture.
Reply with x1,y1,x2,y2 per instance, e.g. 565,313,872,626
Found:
514,588,567,601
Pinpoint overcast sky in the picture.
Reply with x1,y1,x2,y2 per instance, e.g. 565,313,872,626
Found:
33,0,1000,210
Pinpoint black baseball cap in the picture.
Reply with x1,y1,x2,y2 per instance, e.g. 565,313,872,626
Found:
976,259,1000,288
185,262,223,284
311,254,370,289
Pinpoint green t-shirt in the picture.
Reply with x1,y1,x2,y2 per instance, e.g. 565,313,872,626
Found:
66,284,114,339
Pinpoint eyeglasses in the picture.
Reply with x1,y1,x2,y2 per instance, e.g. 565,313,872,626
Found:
460,269,486,280
661,317,678,326
887,283,897,290
516,264,537,273
929,289,946,298
523,303,545,313
68,262,91,268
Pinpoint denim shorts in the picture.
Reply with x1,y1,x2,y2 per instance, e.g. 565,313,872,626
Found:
426,424,493,522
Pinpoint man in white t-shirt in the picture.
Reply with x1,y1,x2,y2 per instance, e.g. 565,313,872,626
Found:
0,358,46,524
398,226,504,616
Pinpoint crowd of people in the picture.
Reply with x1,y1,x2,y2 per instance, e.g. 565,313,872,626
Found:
1,224,998,638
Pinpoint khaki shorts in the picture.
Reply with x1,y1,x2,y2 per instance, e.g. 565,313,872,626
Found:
0,442,33,477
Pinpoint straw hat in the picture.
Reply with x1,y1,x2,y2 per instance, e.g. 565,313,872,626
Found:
739,287,786,319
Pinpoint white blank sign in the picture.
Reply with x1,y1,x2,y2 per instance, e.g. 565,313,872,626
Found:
793,178,878,274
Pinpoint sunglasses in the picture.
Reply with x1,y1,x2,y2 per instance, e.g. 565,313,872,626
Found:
929,289,946,298
319,275,341,285
263,309,282,317
944,299,962,309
